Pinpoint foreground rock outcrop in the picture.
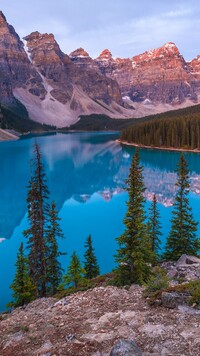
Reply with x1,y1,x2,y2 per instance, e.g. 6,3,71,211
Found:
1,283,200,356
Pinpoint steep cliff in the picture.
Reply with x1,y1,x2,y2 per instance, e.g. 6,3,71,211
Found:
94,43,198,105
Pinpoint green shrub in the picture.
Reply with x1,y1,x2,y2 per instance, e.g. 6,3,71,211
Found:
187,280,200,306
146,267,170,292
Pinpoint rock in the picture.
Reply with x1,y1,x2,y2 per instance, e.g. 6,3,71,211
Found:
176,254,200,266
53,298,68,307
1,285,200,355
66,334,75,342
36,341,53,354
94,42,198,106
0,11,45,107
109,339,142,356
161,292,191,309
83,332,115,343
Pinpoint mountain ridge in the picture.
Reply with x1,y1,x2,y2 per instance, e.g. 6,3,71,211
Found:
0,11,200,130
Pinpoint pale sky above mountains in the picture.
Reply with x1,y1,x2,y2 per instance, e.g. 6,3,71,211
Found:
1,0,199,60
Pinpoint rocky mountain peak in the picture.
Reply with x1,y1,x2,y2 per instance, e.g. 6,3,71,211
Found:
132,42,182,64
0,11,20,43
97,49,112,60
24,31,58,50
163,42,178,51
69,48,90,58
24,31,64,65
0,11,7,25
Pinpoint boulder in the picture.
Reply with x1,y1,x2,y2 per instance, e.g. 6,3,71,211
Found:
161,292,191,309
110,339,142,356
176,255,200,266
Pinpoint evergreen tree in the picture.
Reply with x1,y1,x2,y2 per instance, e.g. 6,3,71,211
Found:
9,243,35,307
24,143,49,297
84,235,100,279
46,201,65,295
148,194,162,261
62,252,85,289
115,149,152,285
164,154,200,260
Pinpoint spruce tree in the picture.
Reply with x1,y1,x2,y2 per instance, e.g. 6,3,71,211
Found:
84,235,100,279
164,154,199,260
62,252,85,289
115,149,152,285
148,194,162,261
46,201,65,295
24,143,49,297
9,243,35,307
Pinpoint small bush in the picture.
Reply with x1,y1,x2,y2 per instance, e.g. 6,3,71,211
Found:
146,267,170,293
187,280,200,306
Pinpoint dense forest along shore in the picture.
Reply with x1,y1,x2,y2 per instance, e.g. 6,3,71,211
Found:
118,140,200,153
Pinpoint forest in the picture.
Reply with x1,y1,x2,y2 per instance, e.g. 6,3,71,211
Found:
121,105,200,149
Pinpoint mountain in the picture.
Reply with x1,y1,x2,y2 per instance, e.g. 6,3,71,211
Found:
0,11,200,130
66,42,200,119
94,43,197,103
0,12,130,129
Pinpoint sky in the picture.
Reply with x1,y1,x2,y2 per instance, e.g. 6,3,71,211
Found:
1,0,199,60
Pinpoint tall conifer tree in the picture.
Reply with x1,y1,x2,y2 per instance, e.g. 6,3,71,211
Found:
24,143,49,297
84,235,100,279
10,243,35,307
148,194,162,261
46,201,65,294
164,154,199,260
115,149,152,285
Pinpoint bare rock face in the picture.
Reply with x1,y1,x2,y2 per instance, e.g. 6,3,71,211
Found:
94,42,197,105
24,31,73,103
70,48,100,73
0,12,124,128
189,55,200,91
22,33,123,118
129,42,196,104
1,9,200,128
0,12,45,106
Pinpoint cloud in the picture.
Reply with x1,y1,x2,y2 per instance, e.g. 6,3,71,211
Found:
0,0,199,60
164,8,192,18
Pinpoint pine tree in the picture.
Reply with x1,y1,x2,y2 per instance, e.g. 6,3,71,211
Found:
84,235,100,279
62,252,85,289
148,194,162,261
24,143,49,297
46,201,65,295
164,154,200,260
9,243,35,307
115,149,152,285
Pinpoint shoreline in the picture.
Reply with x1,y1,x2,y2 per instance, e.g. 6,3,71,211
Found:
0,129,20,142
117,140,200,153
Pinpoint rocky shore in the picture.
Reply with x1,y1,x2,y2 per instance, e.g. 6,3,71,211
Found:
1,255,200,356
0,129,19,141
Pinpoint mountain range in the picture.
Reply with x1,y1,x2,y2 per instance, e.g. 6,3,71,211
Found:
0,11,200,129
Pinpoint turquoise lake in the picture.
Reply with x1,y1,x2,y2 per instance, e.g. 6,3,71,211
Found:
1,131,200,311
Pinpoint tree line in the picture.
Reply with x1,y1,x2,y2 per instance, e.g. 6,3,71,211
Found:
121,115,200,150
9,145,200,307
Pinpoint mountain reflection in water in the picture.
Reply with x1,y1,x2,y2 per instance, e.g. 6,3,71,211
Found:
1,132,200,240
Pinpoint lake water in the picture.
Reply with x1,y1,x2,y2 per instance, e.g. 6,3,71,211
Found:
1,131,200,311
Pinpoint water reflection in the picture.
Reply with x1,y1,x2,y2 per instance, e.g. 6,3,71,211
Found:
1,132,200,240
